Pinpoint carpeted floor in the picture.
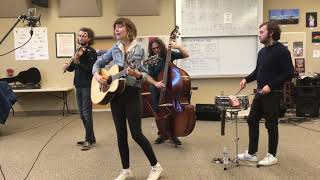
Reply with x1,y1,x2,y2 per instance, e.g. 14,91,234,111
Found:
0,112,319,180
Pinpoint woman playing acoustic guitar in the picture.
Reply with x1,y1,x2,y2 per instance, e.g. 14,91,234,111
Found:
92,18,164,180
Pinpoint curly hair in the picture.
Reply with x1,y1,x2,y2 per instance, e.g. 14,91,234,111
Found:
259,21,281,41
113,18,137,42
79,27,95,45
148,37,167,59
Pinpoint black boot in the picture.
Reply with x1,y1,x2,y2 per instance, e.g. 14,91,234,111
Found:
170,137,182,145
154,136,165,144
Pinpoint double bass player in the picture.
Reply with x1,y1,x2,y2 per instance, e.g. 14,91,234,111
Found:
147,37,190,146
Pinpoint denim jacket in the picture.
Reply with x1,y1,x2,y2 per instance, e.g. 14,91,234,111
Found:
92,39,147,88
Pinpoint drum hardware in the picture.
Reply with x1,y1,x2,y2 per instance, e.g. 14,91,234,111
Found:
212,92,260,170
212,108,259,169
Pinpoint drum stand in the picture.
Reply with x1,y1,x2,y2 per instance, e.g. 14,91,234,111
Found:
212,108,244,170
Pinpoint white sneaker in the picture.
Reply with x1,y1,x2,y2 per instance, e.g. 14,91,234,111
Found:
258,153,278,166
114,169,132,180
237,150,258,162
147,163,163,180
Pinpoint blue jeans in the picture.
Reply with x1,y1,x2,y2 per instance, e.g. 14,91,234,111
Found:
76,87,95,143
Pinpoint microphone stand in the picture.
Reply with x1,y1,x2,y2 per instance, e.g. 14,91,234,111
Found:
0,15,28,46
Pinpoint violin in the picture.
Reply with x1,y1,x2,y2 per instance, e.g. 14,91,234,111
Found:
72,47,87,64
63,47,87,73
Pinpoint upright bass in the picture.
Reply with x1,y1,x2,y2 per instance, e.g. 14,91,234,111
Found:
152,26,196,140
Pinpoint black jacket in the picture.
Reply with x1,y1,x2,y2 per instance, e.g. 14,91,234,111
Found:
67,46,97,88
245,42,294,91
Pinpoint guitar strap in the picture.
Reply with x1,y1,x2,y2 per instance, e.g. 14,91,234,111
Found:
125,46,136,67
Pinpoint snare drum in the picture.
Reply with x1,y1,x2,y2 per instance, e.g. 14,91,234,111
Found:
215,96,230,108
215,95,249,109
236,95,249,109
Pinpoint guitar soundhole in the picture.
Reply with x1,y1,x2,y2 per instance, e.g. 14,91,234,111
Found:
107,76,112,85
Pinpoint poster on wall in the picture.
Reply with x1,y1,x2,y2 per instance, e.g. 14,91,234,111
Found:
269,9,299,24
13,27,49,60
311,31,320,43
293,42,303,57
294,58,305,74
55,32,76,58
313,49,320,58
306,12,317,28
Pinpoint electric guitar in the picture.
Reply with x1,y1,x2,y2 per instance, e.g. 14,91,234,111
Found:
91,55,159,105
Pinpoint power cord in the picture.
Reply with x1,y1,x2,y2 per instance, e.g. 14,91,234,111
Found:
287,122,320,133
23,116,77,180
0,115,78,180
0,164,6,180
2,115,70,137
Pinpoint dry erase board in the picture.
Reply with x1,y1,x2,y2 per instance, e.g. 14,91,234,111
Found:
175,0,262,78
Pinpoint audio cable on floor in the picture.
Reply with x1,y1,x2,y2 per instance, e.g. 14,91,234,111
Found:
22,116,78,180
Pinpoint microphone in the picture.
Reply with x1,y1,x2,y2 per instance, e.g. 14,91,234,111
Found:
21,8,41,27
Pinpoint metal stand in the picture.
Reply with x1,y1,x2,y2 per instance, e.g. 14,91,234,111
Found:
212,108,244,170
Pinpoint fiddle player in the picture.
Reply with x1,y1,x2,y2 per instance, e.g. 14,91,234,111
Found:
147,37,190,145
63,27,97,151
237,21,294,166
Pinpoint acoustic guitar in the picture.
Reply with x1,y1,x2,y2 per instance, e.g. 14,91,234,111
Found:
91,55,159,105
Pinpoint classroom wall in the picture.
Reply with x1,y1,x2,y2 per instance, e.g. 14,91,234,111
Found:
7,0,316,113
0,0,177,112
264,0,320,74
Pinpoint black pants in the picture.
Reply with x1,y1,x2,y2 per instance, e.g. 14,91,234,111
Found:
111,86,157,169
247,92,281,157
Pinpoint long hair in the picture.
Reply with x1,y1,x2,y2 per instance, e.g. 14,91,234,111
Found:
79,27,95,45
259,21,281,41
148,37,167,59
113,18,137,42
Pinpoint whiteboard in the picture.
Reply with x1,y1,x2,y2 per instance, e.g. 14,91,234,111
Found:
178,0,259,37
177,36,257,78
175,0,262,78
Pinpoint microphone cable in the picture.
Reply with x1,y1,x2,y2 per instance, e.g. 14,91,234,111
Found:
0,28,33,57
0,163,6,180
22,116,78,180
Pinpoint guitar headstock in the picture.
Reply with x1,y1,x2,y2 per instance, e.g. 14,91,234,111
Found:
143,55,159,66
170,26,180,41
128,55,159,69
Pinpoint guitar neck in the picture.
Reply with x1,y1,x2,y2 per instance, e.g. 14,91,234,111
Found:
162,48,172,86
0,76,18,83
112,69,127,81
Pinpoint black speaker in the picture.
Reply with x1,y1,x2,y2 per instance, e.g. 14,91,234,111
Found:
32,0,48,7
195,104,220,121
295,86,318,98
296,97,319,117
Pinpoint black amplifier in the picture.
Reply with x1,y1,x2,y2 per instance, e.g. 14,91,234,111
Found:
195,104,220,121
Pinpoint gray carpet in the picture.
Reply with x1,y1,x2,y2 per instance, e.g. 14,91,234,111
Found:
0,112,320,180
